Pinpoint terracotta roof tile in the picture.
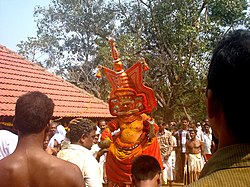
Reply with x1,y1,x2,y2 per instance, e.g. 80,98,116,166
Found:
0,44,113,118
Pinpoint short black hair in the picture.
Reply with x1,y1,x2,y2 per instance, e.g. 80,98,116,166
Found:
188,128,197,133
14,91,54,134
207,29,250,142
67,118,97,143
131,155,161,181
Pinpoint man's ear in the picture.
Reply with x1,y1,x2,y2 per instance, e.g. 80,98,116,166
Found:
206,89,217,119
157,173,161,186
206,89,224,141
80,135,85,145
12,117,18,131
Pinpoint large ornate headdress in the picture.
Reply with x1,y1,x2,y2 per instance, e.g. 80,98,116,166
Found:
96,37,157,116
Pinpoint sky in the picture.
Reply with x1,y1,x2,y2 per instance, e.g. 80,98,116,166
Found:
0,0,51,52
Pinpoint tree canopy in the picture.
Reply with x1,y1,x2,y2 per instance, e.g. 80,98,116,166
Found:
17,0,250,123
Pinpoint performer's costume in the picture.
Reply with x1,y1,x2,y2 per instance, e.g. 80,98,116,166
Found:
97,37,163,186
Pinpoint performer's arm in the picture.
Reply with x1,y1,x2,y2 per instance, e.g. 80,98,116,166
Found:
100,118,119,142
141,113,158,139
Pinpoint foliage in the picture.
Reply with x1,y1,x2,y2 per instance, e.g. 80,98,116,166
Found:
17,0,249,122
18,0,116,99
107,0,249,122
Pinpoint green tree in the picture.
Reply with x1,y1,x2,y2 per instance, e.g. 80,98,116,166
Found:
18,0,117,99
17,0,250,122
106,0,249,122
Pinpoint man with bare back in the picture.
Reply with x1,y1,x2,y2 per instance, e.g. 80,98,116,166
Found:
184,128,207,185
0,91,85,187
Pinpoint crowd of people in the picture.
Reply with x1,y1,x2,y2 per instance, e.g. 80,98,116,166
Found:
42,115,214,186
0,29,250,187
157,117,215,186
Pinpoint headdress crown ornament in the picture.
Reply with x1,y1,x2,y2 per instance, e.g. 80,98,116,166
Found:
97,37,157,116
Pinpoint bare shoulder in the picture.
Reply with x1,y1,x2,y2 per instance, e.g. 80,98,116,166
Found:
42,154,85,186
0,152,84,187
195,139,203,145
51,155,81,174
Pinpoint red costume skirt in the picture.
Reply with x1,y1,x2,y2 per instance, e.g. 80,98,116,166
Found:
105,135,163,185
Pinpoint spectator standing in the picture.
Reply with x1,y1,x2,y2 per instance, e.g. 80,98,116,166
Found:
91,125,108,186
194,122,204,142
57,118,102,187
187,29,250,186
98,119,107,136
157,123,174,185
48,124,66,155
168,125,178,186
184,129,207,184
97,119,109,186
174,117,190,183
48,121,58,143
0,91,84,187
91,127,102,158
202,123,214,160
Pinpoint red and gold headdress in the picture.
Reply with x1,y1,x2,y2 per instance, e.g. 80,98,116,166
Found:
97,37,156,116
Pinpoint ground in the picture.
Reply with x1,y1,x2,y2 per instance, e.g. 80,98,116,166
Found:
163,182,184,187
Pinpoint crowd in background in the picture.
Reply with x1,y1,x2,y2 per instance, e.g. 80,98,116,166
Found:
42,116,216,186
45,116,217,186
0,115,215,187
157,117,216,186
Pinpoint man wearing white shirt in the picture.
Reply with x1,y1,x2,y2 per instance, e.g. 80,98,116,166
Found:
0,129,18,160
195,122,204,141
91,127,108,186
203,123,214,160
57,118,102,187
175,117,190,183
157,123,174,185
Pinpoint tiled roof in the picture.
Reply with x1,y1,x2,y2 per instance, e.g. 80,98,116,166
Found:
0,44,113,118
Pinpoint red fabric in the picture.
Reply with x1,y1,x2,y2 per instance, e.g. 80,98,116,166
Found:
106,136,163,184
206,154,212,160
101,128,113,142
100,119,120,142
107,118,120,132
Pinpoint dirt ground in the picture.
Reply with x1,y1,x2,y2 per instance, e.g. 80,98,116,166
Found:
102,181,184,186
162,182,184,187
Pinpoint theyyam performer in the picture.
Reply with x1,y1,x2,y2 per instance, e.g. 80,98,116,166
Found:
96,37,163,187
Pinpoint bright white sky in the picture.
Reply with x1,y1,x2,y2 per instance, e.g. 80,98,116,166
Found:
0,0,50,52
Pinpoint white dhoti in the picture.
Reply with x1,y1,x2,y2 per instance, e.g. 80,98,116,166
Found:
162,156,168,184
184,153,205,184
162,151,176,184
166,151,176,181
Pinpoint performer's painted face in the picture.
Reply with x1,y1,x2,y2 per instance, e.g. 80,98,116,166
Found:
119,95,135,111
110,90,145,116
115,95,139,116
